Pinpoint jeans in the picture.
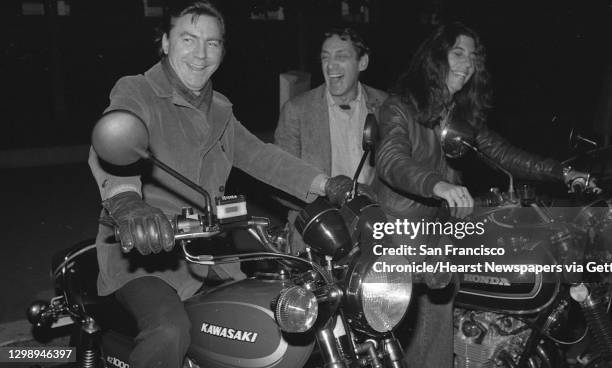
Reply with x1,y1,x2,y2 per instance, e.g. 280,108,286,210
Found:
115,277,191,368
399,284,455,368
387,214,456,368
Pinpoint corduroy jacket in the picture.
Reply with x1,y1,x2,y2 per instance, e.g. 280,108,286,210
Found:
89,62,325,298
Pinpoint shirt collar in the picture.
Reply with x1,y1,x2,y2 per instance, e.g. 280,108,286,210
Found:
325,82,363,109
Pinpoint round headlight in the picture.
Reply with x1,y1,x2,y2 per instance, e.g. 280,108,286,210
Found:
345,254,412,334
274,286,318,333
294,198,352,260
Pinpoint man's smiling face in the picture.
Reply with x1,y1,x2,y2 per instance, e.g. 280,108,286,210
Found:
162,13,223,94
321,35,368,104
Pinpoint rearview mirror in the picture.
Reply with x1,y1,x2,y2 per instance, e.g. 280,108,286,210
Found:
362,113,378,153
91,110,150,166
440,119,476,159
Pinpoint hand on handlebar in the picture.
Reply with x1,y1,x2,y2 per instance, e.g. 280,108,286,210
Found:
433,181,474,219
324,175,377,207
102,191,175,255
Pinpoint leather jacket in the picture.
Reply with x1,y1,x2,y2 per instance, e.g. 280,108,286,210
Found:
373,95,563,219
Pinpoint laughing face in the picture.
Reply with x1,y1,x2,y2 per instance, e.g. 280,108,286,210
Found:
321,35,368,104
446,35,476,96
162,13,223,94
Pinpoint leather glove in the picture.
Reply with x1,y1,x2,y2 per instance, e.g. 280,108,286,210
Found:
324,175,377,207
102,191,174,255
324,175,353,207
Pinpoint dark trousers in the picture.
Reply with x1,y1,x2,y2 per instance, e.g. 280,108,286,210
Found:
115,277,191,368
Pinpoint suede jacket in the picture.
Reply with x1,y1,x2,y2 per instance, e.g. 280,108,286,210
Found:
373,95,564,219
89,62,325,299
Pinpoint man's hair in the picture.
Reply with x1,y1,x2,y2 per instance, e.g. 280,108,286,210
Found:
156,0,226,56
323,27,370,58
393,22,491,129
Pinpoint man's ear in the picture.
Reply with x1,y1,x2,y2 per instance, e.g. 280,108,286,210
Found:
162,33,170,55
358,54,369,72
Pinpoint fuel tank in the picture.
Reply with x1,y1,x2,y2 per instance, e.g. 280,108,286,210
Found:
454,208,561,314
185,274,315,368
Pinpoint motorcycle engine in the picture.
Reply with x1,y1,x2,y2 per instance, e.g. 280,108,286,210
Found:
454,308,531,368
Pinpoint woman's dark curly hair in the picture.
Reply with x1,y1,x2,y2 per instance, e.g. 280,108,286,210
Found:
393,22,492,129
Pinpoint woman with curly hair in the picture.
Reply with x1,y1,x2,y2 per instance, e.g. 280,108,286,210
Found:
374,22,593,367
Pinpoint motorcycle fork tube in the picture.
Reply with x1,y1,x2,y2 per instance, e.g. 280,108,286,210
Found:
77,317,101,368
355,340,382,368
335,311,357,361
316,325,348,368
382,335,405,368
579,291,612,359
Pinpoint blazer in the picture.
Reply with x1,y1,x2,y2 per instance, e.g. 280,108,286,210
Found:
275,83,388,176
274,83,388,252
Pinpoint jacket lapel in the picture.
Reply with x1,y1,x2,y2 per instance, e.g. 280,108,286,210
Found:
310,85,332,175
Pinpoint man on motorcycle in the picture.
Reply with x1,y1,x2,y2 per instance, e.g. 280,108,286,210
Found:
274,27,388,253
88,2,356,367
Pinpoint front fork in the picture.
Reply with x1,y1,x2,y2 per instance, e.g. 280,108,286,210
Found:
74,317,101,368
315,314,406,368
570,283,612,362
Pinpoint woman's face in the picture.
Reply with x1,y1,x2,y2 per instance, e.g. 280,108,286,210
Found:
446,35,476,96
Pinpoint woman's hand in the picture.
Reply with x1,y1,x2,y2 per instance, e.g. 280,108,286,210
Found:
433,181,474,219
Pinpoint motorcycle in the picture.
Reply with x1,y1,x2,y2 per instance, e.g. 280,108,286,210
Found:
27,114,415,368
440,121,612,367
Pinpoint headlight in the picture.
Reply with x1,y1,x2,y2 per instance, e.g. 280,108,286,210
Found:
344,253,412,335
274,286,318,333
294,197,352,260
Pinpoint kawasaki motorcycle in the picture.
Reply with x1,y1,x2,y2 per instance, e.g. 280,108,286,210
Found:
27,114,415,368
440,122,612,368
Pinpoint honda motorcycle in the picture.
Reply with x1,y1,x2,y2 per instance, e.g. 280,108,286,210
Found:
27,114,415,368
440,122,612,367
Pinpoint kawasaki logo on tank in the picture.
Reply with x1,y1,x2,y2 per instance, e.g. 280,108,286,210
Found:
201,322,259,343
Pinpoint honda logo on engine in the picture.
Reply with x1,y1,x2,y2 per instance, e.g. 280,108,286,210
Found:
201,322,259,343
464,274,511,286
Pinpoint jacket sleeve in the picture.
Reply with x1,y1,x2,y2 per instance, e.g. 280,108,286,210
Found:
274,100,301,158
233,117,325,203
476,125,563,181
88,147,142,200
88,77,147,201
375,100,445,197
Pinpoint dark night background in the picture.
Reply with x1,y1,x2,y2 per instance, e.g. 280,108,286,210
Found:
1,0,611,154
